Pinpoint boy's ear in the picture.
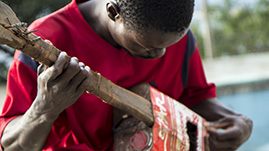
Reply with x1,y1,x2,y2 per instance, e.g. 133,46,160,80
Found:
106,1,120,21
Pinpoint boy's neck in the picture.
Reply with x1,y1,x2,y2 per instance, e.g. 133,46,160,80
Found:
78,0,119,47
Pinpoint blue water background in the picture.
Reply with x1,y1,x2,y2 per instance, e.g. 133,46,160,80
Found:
219,89,269,151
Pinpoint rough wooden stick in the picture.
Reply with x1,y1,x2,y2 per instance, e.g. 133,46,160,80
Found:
0,1,154,126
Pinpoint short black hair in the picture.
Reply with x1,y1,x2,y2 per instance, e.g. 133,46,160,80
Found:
116,0,195,33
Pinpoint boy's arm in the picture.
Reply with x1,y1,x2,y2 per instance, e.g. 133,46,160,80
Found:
1,52,91,151
1,112,55,151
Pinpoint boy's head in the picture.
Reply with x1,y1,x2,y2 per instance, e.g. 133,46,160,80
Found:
115,0,194,33
106,0,195,59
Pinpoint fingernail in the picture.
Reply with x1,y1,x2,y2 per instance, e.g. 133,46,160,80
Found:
79,62,85,67
204,122,210,127
45,39,52,45
85,66,91,72
61,51,67,56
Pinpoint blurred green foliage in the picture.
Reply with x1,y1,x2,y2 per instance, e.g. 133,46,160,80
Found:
2,0,71,23
191,0,269,58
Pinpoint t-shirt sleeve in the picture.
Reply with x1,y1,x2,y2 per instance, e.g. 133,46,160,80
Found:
179,32,216,108
0,51,39,149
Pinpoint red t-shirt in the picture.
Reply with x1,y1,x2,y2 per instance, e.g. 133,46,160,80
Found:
0,0,216,150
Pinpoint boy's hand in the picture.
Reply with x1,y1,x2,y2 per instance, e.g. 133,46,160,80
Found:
34,52,91,119
206,115,253,151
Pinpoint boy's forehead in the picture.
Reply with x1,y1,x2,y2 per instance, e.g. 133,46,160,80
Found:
133,28,186,48
132,26,188,39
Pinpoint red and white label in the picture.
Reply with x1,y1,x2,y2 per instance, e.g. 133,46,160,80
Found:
150,87,208,151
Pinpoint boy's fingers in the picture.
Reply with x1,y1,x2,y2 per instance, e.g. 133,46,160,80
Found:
48,52,69,80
